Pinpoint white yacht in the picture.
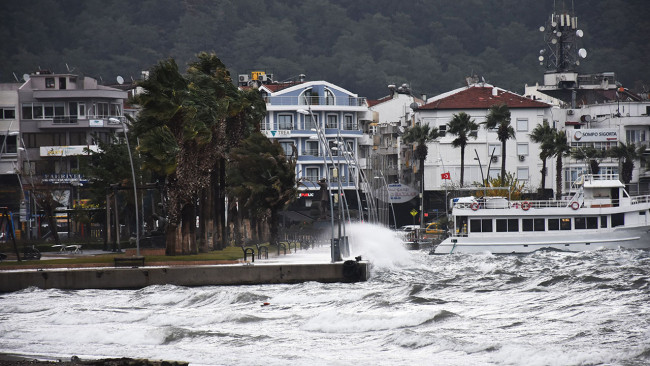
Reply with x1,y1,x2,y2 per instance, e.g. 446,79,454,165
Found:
434,174,650,254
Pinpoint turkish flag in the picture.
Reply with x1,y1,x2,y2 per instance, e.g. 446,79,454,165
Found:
441,172,450,180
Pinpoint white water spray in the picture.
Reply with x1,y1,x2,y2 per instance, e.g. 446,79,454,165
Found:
346,222,413,269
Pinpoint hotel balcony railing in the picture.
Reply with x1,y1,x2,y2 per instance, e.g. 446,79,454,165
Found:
265,96,366,107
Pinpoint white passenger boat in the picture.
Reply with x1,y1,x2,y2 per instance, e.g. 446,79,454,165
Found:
434,174,650,254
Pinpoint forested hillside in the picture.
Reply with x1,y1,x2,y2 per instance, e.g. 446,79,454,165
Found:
0,0,647,98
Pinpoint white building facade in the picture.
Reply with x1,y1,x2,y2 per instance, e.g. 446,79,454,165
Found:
415,84,553,193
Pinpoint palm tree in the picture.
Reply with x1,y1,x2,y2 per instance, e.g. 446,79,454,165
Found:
529,120,554,193
485,104,515,185
544,129,571,200
402,123,438,227
570,145,607,175
227,132,297,247
608,142,643,187
447,112,478,187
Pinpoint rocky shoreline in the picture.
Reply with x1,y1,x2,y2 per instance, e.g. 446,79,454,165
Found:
0,355,188,366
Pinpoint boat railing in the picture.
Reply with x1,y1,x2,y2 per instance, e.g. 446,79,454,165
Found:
453,199,570,210
452,194,650,210
631,194,650,205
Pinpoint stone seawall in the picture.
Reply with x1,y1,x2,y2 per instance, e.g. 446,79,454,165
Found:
0,261,369,292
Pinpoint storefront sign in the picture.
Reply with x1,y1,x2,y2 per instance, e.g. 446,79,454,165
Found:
376,183,418,204
570,129,618,142
40,145,100,156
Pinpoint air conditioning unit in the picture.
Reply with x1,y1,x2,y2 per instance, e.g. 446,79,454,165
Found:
238,74,249,83
567,109,574,115
519,155,526,161
491,156,498,163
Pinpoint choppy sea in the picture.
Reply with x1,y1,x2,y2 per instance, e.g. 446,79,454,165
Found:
1,223,649,366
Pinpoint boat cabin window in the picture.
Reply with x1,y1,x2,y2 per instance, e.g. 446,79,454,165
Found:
611,213,625,227
587,217,598,229
470,218,493,233
496,218,519,232
600,216,608,228
547,218,572,231
522,218,545,232
575,217,598,229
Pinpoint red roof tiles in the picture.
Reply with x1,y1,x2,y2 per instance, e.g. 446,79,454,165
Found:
419,86,550,110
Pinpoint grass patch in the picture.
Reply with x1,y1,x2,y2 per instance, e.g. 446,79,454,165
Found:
0,244,282,267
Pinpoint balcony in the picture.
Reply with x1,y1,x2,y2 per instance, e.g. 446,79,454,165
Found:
265,96,366,107
37,116,123,129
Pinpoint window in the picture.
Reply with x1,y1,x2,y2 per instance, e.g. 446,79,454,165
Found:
325,89,335,105
470,219,493,232
560,218,571,230
438,125,447,136
326,115,338,129
586,217,598,229
59,77,66,89
548,218,559,231
344,115,355,130
517,143,529,156
517,167,529,181
110,103,121,117
45,77,55,88
96,103,109,118
516,118,528,132
0,107,15,119
575,217,586,229
522,218,544,231
0,135,17,154
305,167,319,183
280,141,294,157
305,140,319,156
305,114,318,130
346,140,354,155
626,129,646,144
278,115,292,130
611,213,624,227
600,216,608,228
488,144,501,157
496,218,519,232
328,140,338,156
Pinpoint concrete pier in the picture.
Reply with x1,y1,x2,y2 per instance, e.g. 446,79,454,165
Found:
0,261,369,292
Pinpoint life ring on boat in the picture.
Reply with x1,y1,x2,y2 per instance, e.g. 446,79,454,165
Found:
470,202,479,211
521,201,532,211
570,201,580,210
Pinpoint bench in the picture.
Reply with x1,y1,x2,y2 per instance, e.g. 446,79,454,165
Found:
114,256,145,267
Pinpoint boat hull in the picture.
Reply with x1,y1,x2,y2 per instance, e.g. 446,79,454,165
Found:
433,226,650,254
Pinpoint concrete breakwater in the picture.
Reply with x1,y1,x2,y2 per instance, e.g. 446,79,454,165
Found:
0,261,369,292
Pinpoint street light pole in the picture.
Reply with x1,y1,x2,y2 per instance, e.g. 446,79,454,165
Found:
110,117,140,256
298,108,341,262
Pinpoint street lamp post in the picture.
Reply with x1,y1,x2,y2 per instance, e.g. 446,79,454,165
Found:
298,108,342,262
110,117,140,256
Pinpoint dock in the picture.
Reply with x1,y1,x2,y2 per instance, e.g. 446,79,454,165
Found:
0,261,369,292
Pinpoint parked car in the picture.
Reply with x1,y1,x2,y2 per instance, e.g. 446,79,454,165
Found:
425,222,445,234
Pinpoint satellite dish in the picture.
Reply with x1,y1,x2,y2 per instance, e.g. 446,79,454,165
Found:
576,29,583,37
578,48,587,58
22,74,30,82
551,38,558,44
575,60,580,66
551,21,557,27
116,75,124,85
538,56,544,61
539,26,545,32
556,31,562,37
539,49,545,54
409,102,419,110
